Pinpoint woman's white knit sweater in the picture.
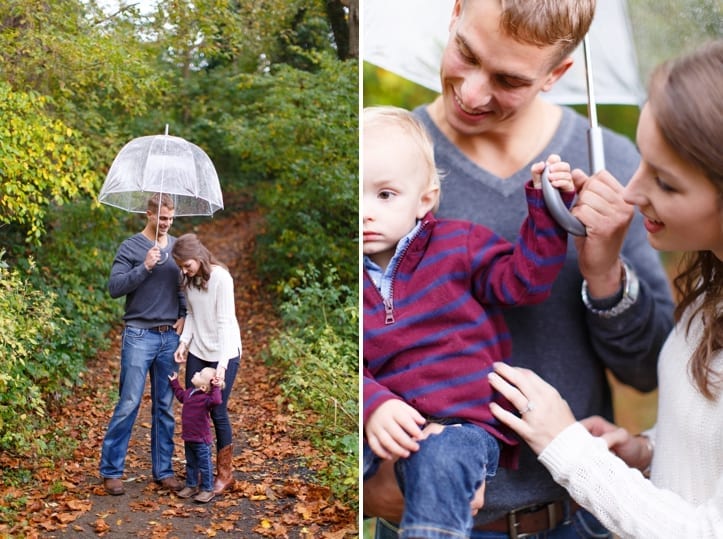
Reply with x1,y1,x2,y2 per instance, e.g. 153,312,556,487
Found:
180,265,242,369
539,311,723,538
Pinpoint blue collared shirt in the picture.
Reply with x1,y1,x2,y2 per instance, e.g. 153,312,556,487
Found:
363,221,421,301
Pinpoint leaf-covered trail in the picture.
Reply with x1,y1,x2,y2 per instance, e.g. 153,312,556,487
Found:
0,204,357,538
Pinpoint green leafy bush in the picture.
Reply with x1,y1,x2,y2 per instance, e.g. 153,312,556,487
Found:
0,255,60,452
268,265,358,506
217,53,358,289
0,201,133,455
0,82,98,244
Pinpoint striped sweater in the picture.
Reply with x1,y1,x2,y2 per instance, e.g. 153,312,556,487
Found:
363,183,571,466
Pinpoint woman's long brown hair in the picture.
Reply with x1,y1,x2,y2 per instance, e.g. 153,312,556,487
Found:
652,40,723,399
172,233,227,291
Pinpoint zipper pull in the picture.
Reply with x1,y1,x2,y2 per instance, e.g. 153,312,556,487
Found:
384,298,395,325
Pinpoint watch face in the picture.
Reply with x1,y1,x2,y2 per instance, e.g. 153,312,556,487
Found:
582,262,639,318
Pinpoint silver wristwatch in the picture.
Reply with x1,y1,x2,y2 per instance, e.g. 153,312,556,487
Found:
581,261,640,318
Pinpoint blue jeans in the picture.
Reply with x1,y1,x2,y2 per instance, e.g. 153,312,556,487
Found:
367,423,500,539
185,351,240,450
374,507,611,539
184,441,213,491
100,326,179,480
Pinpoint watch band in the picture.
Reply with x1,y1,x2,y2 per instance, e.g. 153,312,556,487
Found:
581,261,640,318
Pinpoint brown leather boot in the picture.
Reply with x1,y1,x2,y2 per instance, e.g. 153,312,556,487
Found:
213,444,235,495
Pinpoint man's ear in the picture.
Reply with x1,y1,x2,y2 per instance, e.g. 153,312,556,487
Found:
541,56,574,92
417,185,440,218
449,0,463,31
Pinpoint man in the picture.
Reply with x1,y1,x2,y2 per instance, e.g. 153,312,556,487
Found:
100,193,186,495
362,0,675,536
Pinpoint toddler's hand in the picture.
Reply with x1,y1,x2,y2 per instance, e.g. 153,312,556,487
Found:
365,400,425,461
531,154,574,192
168,372,178,381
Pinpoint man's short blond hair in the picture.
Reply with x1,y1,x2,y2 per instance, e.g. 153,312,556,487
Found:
147,192,175,214
364,106,441,211
463,0,596,67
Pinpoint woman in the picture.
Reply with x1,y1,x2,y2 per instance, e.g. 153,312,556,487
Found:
172,233,242,496
489,40,723,538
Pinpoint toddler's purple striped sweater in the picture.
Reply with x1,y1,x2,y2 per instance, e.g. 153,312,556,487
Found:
363,184,572,467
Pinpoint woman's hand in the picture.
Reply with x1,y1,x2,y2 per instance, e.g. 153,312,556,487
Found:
488,362,576,455
214,366,226,389
174,343,188,364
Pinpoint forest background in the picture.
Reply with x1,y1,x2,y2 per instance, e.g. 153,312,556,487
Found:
0,0,358,527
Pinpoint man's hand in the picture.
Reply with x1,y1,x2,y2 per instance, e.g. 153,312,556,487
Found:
365,400,425,460
174,317,185,335
144,245,162,272
570,169,633,298
580,416,650,471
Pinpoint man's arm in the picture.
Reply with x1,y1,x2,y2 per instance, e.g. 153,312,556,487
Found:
572,164,674,391
108,240,152,299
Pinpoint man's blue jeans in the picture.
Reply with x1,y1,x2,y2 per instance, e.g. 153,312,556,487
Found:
100,326,179,481
366,423,500,539
184,441,213,491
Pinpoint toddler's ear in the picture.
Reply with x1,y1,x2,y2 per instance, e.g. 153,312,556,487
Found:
417,185,440,218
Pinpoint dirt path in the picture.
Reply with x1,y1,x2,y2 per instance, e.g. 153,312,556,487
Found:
2,203,357,538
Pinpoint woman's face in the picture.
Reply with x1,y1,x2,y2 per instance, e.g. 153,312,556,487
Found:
623,103,723,259
178,258,201,278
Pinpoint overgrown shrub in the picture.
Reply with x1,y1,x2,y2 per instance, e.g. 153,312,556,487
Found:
0,201,137,454
0,256,61,453
267,265,358,507
222,53,358,289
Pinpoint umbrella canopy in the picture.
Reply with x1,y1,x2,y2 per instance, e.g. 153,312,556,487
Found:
363,0,644,106
99,133,224,217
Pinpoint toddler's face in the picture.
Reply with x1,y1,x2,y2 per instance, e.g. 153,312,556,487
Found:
191,369,212,390
362,123,435,270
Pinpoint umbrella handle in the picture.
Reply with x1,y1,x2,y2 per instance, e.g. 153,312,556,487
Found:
541,166,587,237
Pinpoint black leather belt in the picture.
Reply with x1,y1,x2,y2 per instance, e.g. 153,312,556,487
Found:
375,499,580,538
475,499,581,538
149,325,173,332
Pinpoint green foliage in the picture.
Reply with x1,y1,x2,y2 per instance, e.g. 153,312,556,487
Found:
0,201,130,455
363,61,439,110
0,256,60,453
0,83,98,244
628,0,721,84
22,202,128,370
268,266,359,506
222,54,358,288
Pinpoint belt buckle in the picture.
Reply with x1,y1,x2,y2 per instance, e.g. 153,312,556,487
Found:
507,502,559,539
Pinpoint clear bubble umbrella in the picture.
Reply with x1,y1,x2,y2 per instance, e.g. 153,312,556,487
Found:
98,125,224,246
